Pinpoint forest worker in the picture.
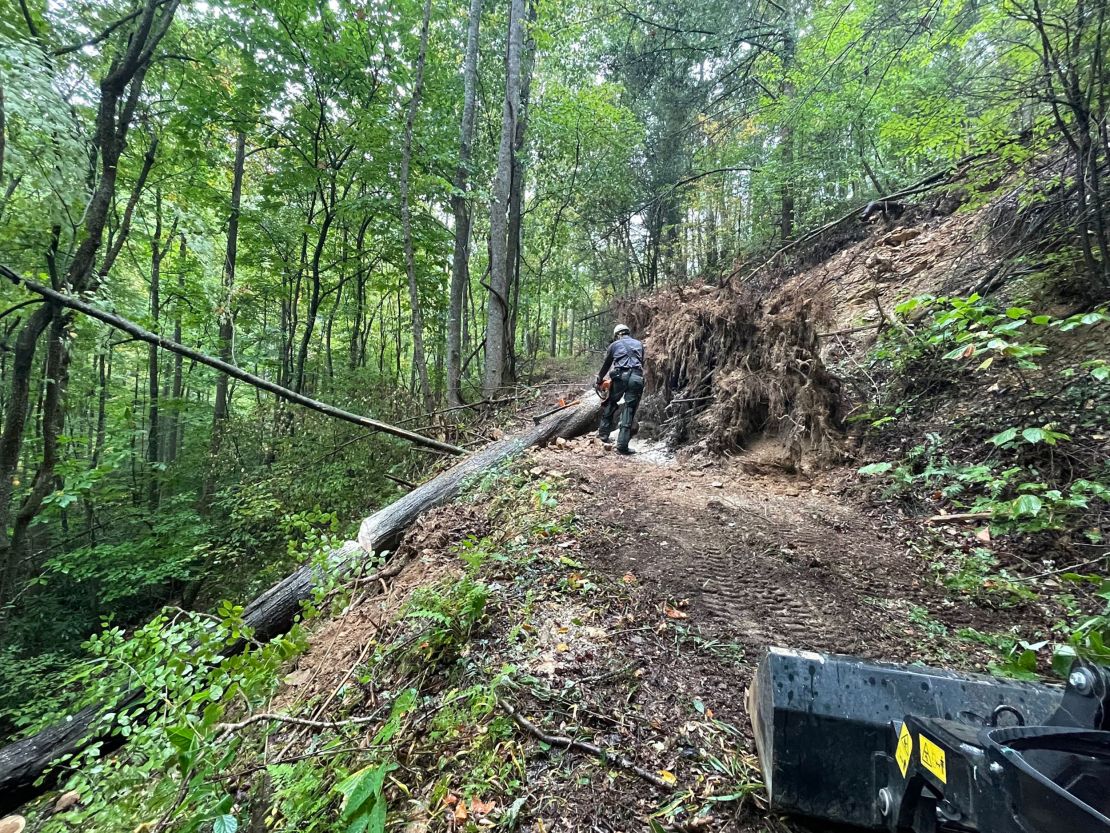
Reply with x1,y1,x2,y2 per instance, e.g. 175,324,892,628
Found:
595,323,645,455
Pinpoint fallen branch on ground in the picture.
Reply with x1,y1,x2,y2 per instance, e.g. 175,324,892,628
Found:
501,701,672,790
923,512,994,523
215,710,387,742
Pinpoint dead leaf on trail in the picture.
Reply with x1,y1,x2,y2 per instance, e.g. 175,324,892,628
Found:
622,572,636,583
470,798,496,816
658,770,678,785
556,643,570,652
663,604,688,619
975,527,991,543
453,801,468,823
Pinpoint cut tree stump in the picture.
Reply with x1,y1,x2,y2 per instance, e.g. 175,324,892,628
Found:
0,391,602,812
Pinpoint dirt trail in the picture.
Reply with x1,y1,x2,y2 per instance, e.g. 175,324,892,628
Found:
534,435,1044,672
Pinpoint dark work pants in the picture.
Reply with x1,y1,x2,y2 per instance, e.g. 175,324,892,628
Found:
598,370,645,450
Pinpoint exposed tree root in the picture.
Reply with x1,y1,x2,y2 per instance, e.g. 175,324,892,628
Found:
623,285,844,467
501,701,673,791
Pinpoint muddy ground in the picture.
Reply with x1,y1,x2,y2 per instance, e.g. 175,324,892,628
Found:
485,434,1061,832
542,436,1054,665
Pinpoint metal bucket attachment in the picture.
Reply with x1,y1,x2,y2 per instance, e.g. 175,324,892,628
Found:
747,647,1064,829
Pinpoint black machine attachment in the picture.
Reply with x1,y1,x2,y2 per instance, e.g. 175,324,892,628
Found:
748,647,1110,832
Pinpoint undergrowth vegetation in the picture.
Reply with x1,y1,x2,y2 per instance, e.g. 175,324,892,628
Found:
854,293,1109,677
20,461,765,831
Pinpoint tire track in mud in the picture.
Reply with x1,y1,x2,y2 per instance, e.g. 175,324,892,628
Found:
536,441,1030,666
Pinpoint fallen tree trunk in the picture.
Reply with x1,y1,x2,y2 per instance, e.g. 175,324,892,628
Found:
0,266,464,455
0,391,602,811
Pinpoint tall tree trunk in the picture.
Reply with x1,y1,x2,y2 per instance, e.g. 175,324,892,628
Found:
349,216,372,371
202,129,246,510
447,0,482,406
167,236,185,465
84,345,110,546
0,0,178,598
294,196,336,395
3,311,69,609
146,189,163,509
482,0,524,398
504,0,537,384
779,32,796,246
401,0,435,411
780,121,795,244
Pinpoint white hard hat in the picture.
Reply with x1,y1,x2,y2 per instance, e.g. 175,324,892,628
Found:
613,323,631,338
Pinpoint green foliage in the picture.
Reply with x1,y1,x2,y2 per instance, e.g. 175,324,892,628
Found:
932,547,1033,606
267,757,337,833
336,762,396,833
35,603,303,833
403,577,489,665
424,677,524,800
1062,577,1110,667
860,433,1107,533
887,295,1108,373
861,296,1109,533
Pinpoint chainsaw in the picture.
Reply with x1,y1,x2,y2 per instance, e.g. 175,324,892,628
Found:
595,378,611,403
748,647,1110,831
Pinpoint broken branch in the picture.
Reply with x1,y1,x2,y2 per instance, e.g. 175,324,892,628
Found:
922,511,994,523
501,701,673,790
0,265,463,455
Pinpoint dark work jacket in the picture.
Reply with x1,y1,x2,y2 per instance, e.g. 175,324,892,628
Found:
598,336,644,380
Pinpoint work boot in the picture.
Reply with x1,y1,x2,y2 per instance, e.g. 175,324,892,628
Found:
615,446,635,455
616,424,632,451
598,433,613,444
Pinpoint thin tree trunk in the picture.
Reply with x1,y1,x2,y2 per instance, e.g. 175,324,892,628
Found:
3,311,69,607
146,189,163,509
202,129,246,509
167,236,185,464
505,0,537,384
779,33,796,245
401,0,435,411
482,0,524,398
447,0,482,406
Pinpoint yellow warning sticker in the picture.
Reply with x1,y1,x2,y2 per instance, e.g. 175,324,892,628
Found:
895,723,913,777
919,735,947,783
